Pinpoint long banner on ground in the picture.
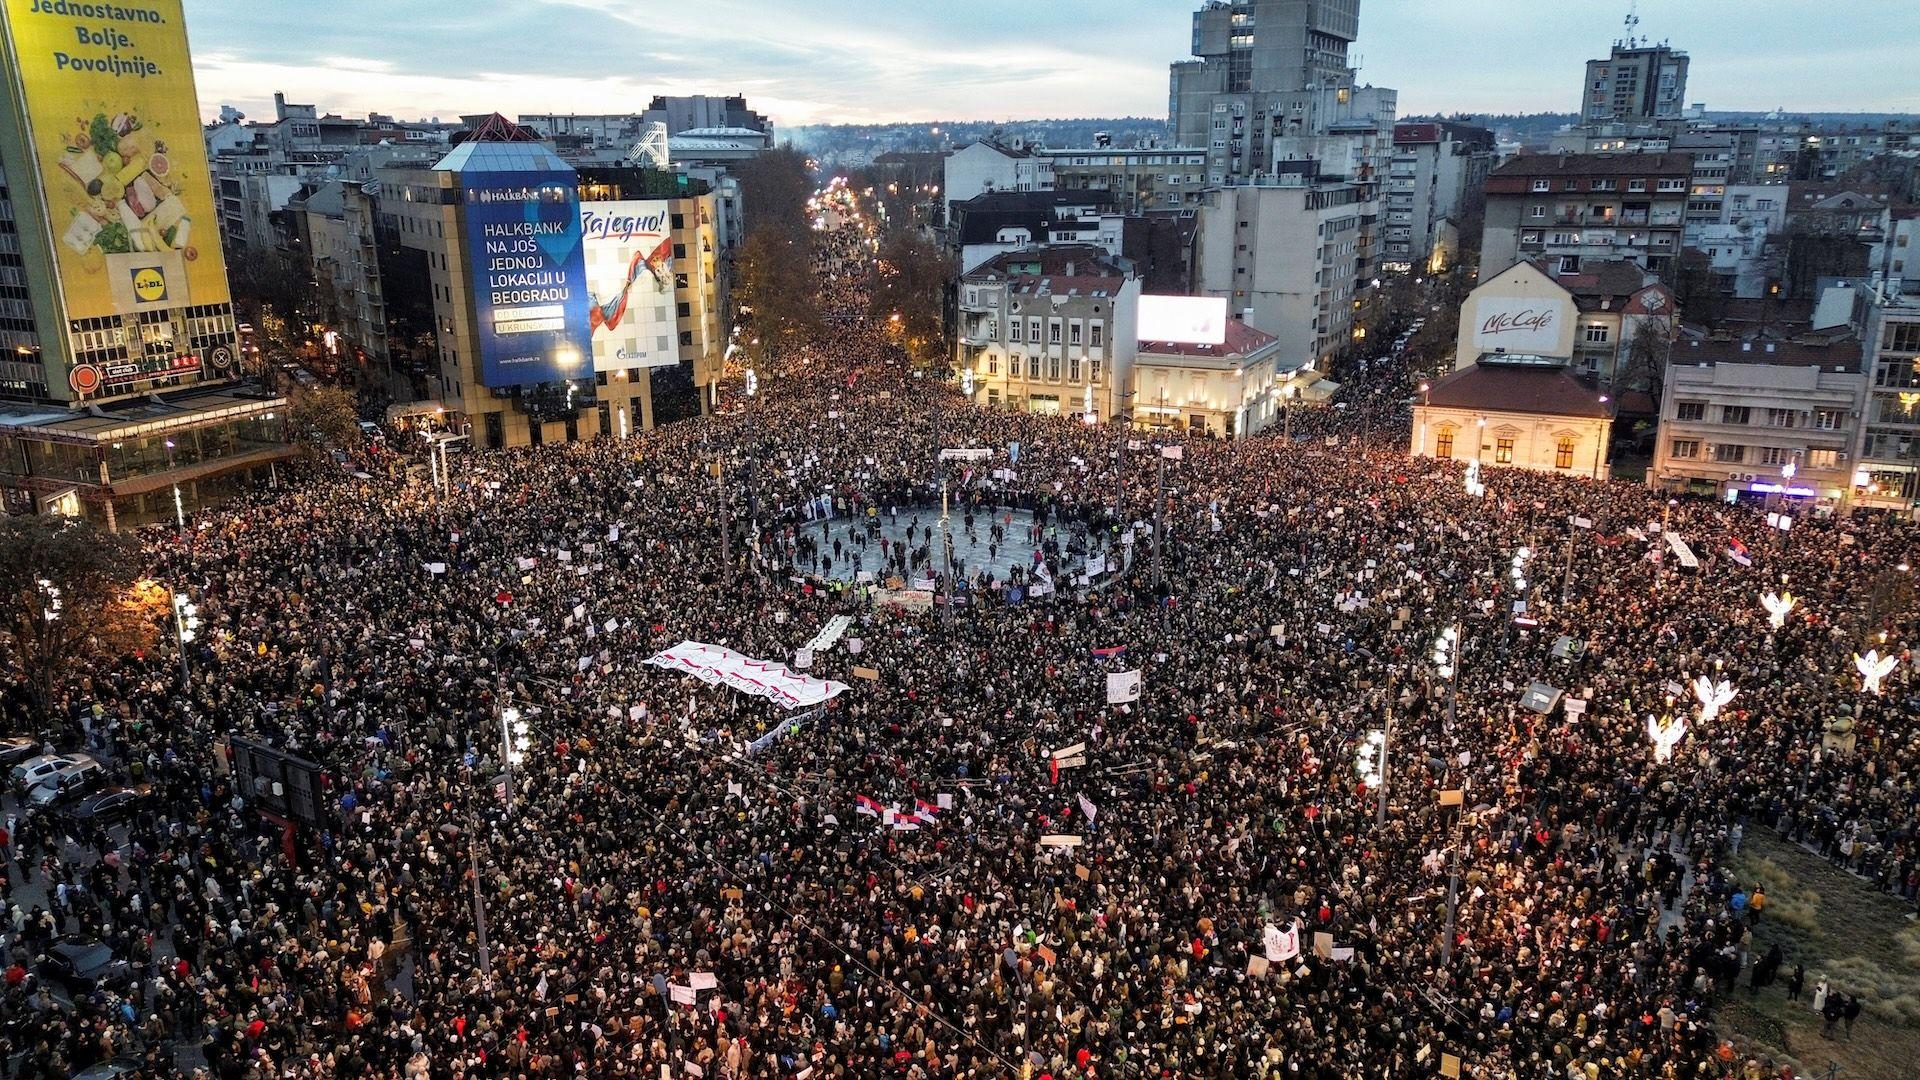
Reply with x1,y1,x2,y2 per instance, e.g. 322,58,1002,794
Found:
644,641,849,709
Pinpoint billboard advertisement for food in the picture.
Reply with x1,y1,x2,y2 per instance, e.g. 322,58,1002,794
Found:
463,171,592,388
580,201,676,371
1,0,229,322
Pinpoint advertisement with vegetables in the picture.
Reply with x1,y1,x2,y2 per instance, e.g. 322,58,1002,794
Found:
2,0,229,320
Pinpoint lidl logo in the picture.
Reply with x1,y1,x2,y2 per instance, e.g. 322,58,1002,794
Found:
130,267,168,303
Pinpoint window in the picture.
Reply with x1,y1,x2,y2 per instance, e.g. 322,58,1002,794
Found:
676,302,691,319
1495,438,1515,464
1555,437,1576,469
1721,405,1751,425
673,243,687,259
1809,448,1840,469
1657,179,1685,192
1711,443,1746,464
1813,408,1843,431
1531,180,1551,192
1068,356,1081,381
1557,256,1580,275
1027,317,1041,342
1008,319,1023,343
1593,179,1616,192
1676,402,1706,422
1530,205,1547,219
1047,355,1061,380
1766,408,1798,428
1628,179,1647,192
1435,430,1454,458
987,356,998,376
1090,323,1104,348
1670,439,1700,459
1584,325,1610,344
1048,321,1062,345
1069,323,1082,346
1760,446,1793,466
1027,354,1040,379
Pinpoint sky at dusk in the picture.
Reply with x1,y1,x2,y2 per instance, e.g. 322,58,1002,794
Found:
181,0,1920,127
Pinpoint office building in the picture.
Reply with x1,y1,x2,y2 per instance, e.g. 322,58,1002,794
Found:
0,0,287,526
1479,152,1692,283
642,96,773,140
1385,122,1494,273
954,246,1139,421
1045,143,1212,214
1651,333,1864,509
375,118,725,447
1580,42,1689,125
1192,174,1374,369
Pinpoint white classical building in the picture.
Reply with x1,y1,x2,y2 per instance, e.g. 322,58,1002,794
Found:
1132,319,1283,439
1413,358,1615,480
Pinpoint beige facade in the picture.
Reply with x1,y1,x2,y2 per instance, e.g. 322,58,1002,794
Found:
1414,404,1612,480
1132,322,1282,438
955,247,1139,422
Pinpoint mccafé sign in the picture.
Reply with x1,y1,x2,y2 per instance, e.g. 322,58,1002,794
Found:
1471,296,1567,353
1481,308,1555,336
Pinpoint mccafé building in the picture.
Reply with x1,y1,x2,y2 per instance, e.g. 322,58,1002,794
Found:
1448,258,1674,387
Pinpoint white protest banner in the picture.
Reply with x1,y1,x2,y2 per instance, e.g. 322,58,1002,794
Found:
802,614,854,654
1263,922,1301,963
793,648,814,670
668,984,696,1006
1105,670,1142,704
1078,794,1098,825
424,563,447,575
1039,834,1084,848
689,972,718,991
644,641,850,709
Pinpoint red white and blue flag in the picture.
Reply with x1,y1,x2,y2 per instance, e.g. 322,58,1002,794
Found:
1727,538,1752,567
1091,645,1128,659
854,795,883,818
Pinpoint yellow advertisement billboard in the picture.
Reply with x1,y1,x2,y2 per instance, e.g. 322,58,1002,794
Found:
1,0,229,321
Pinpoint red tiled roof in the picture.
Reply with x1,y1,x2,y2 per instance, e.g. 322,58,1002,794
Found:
1673,337,1863,372
1138,318,1278,358
1425,364,1614,420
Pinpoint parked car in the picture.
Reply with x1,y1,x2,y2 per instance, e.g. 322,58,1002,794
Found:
70,1060,141,1080
65,787,147,828
0,736,40,766
26,755,108,808
37,938,130,992
10,753,72,792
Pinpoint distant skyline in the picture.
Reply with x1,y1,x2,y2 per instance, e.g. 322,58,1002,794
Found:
183,0,1919,128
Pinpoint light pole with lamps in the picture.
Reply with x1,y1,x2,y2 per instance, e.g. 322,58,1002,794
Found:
170,588,200,683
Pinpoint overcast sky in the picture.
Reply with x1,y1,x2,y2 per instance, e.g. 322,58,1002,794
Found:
182,0,1919,127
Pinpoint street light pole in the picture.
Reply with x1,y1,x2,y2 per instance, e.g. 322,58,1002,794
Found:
1152,448,1167,591
1376,672,1394,826
169,587,198,684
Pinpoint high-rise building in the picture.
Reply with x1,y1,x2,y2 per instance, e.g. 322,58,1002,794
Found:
1478,152,1692,284
1385,122,1494,274
1168,1,1389,188
1580,43,1689,125
0,0,287,526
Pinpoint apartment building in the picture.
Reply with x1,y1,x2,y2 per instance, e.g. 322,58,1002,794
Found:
1045,144,1212,214
1479,152,1692,283
954,246,1139,422
1651,335,1865,510
1580,42,1689,125
1855,286,1920,510
1384,122,1494,273
1193,174,1374,369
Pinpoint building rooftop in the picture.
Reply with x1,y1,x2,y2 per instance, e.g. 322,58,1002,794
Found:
964,245,1128,284
1490,151,1693,177
1425,363,1614,419
1673,336,1863,373
0,382,286,445
1139,319,1278,359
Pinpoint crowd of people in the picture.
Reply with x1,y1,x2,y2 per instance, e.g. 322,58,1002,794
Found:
2,198,1918,1080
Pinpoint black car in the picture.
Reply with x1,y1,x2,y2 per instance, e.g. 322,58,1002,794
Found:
65,788,147,828
0,736,38,766
38,939,130,992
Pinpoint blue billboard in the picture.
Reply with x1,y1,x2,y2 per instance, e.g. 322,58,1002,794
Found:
463,170,592,388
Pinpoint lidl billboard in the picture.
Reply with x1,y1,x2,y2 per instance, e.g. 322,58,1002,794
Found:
463,172,592,388
0,0,230,322
581,200,676,371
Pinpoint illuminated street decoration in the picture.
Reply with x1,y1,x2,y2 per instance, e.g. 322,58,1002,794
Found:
1759,590,1796,629
1854,649,1898,695
1464,459,1485,497
1355,729,1385,786
1691,675,1737,725
1647,713,1687,763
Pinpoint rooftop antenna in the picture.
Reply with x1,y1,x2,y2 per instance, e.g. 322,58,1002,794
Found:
1623,1,1640,49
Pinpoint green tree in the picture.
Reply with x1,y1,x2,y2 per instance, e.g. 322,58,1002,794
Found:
0,516,155,720
288,384,363,454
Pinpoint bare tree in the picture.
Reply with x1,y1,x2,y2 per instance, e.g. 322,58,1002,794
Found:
288,384,364,454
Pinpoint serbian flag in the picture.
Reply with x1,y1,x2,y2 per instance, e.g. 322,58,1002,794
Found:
913,799,940,824
854,795,883,818
1727,538,1752,567
1091,645,1128,660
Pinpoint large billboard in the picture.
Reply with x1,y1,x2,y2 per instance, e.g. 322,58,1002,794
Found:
1138,295,1228,346
1469,296,1569,356
464,171,592,387
580,200,676,371
1,0,230,323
